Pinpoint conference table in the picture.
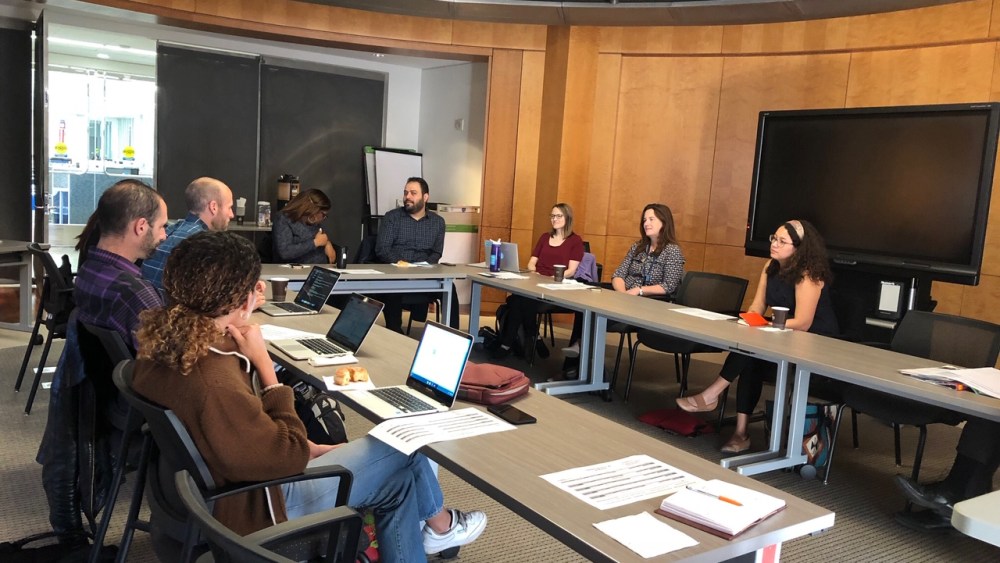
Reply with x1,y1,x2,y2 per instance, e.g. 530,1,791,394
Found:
0,240,35,332
464,268,1000,476
259,263,465,325
952,490,1000,547
259,306,835,562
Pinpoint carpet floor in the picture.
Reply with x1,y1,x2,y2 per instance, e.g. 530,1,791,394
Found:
1,324,998,562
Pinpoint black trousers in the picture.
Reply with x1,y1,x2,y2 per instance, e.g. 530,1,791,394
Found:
380,291,460,333
499,294,543,348
719,353,776,415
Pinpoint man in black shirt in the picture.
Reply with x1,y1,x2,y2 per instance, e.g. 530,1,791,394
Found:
376,177,458,333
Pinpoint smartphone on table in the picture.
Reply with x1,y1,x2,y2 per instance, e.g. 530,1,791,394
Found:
487,403,537,425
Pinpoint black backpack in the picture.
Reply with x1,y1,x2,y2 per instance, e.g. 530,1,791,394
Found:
290,381,349,445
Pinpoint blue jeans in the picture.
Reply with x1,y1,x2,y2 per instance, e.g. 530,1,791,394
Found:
281,436,443,562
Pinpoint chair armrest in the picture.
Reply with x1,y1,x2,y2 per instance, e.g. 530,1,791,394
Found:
205,465,353,507
246,505,363,551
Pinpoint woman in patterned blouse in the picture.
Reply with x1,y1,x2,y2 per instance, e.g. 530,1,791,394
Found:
563,203,685,358
612,203,686,296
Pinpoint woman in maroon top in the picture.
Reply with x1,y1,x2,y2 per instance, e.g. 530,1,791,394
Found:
490,203,584,359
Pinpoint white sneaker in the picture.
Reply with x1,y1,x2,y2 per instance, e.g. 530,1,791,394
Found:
561,343,580,358
423,509,487,555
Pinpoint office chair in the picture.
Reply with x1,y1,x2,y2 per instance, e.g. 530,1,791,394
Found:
621,272,748,411
78,322,138,563
826,311,1000,485
16,243,75,414
111,360,362,563
175,469,363,563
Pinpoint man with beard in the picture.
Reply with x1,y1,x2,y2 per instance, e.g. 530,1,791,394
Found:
37,179,167,549
375,176,457,333
142,177,235,293
75,178,168,348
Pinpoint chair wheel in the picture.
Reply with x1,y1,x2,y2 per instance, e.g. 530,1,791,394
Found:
438,546,460,559
798,465,818,480
32,334,43,346
601,389,613,402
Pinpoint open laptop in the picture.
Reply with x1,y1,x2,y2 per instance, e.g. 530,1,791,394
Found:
498,242,530,273
341,321,474,419
260,267,340,317
270,293,384,360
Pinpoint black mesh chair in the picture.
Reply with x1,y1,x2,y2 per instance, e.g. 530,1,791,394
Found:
175,469,363,563
112,360,361,563
78,322,137,563
621,272,748,405
827,311,1000,485
16,243,75,415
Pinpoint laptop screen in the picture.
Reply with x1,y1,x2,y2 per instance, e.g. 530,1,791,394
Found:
407,322,474,402
294,267,340,311
326,294,384,352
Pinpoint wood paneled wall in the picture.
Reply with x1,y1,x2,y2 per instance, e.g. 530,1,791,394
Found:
88,0,1000,319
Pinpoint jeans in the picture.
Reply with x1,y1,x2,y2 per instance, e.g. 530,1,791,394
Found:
281,436,443,562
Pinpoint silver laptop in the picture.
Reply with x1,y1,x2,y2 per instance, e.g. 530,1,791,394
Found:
498,242,529,273
341,322,474,419
270,294,384,361
260,267,340,317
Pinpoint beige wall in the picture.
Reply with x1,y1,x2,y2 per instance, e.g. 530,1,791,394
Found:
89,0,1000,318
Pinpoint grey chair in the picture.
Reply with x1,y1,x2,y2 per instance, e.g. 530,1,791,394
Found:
826,311,1000,485
175,468,363,563
15,243,75,414
621,272,748,407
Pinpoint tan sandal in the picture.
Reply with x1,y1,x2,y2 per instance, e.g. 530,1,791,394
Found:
721,434,751,454
675,394,718,413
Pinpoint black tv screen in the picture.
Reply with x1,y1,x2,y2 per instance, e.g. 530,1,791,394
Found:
746,103,1000,285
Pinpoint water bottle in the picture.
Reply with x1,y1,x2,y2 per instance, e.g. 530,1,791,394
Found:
337,246,348,269
489,240,502,272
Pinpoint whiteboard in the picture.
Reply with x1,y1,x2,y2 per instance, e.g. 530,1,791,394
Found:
373,149,422,216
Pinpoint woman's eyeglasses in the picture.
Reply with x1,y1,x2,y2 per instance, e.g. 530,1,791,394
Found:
769,234,791,247
550,214,564,220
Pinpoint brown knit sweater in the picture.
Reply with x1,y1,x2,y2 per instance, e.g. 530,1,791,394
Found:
133,336,310,536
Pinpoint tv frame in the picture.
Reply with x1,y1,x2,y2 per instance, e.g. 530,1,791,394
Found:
745,102,1000,286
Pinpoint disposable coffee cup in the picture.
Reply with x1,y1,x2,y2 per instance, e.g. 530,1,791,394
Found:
771,306,790,329
553,264,567,283
270,277,289,302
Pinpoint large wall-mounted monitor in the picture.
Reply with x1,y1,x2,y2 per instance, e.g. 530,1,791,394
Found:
745,103,1000,285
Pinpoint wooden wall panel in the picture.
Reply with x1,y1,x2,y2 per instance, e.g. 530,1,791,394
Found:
452,21,547,51
582,54,622,242
511,51,546,232
846,43,996,106
608,56,724,246
844,0,992,50
706,54,851,247
960,274,1000,323
481,49,523,231
598,25,725,55
993,0,1000,38
721,18,851,54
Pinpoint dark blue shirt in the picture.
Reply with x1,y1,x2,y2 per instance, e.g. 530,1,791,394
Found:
141,212,208,292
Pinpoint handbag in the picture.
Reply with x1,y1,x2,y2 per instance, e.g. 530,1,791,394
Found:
458,362,530,405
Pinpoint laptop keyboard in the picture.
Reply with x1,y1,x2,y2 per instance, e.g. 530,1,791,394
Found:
275,302,310,313
370,387,435,413
299,338,348,356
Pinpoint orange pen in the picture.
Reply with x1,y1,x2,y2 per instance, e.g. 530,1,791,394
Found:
686,485,744,507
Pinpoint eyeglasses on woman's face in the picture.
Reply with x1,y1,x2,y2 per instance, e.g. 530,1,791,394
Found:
769,234,793,247
550,214,564,220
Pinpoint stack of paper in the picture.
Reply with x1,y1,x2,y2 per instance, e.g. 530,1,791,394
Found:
900,367,1000,399
655,479,786,539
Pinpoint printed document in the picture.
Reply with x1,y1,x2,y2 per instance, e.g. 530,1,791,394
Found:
369,408,515,455
670,307,736,321
540,455,702,510
594,512,698,558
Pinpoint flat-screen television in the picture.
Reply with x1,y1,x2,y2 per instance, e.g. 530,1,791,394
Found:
746,103,1000,285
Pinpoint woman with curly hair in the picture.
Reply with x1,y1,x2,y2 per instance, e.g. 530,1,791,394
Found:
676,220,838,454
131,231,486,561
272,188,336,264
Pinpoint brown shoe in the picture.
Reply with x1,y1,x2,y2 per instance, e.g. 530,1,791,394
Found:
675,394,718,413
720,434,751,454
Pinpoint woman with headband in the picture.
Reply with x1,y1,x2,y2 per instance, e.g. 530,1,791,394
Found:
676,219,838,453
